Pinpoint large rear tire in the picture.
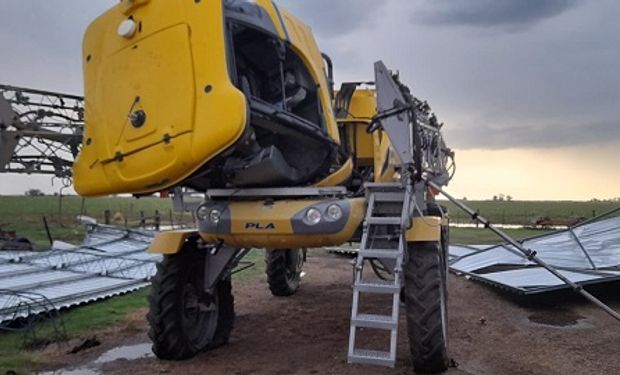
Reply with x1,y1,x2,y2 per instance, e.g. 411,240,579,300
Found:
404,241,449,373
147,246,234,360
265,249,304,297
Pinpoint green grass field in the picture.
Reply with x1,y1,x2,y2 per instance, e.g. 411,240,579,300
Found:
1,195,616,248
440,199,617,225
0,195,176,247
450,227,552,244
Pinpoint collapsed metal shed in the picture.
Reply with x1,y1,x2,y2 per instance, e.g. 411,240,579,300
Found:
0,224,159,324
449,212,620,294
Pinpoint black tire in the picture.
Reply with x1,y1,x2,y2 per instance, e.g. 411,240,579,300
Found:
404,241,449,373
265,249,304,297
147,246,234,360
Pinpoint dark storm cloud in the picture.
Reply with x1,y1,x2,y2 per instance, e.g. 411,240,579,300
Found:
278,0,383,36
414,0,582,30
447,121,620,149
0,0,617,153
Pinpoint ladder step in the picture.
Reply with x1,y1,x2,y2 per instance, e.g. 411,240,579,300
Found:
367,217,401,226
348,349,394,367
358,249,400,259
373,192,405,202
352,313,397,330
355,279,400,293
365,234,400,241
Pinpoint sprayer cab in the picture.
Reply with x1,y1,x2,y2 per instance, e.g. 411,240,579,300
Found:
74,0,342,196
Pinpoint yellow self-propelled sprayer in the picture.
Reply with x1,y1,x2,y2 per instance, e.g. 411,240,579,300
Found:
74,0,456,372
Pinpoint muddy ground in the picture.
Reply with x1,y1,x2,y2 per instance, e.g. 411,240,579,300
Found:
39,251,620,375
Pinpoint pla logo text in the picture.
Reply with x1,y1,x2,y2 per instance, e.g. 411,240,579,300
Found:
245,222,276,230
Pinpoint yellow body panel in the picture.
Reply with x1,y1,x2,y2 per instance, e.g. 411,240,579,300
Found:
315,158,354,187
339,121,375,167
149,230,198,255
76,0,247,196
228,201,295,235
335,88,398,182
253,0,288,40
76,0,344,196
277,6,340,145
405,217,442,242
346,89,377,120
374,134,399,183
200,198,366,249
337,89,376,167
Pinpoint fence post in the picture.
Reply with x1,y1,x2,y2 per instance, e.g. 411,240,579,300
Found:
104,210,111,225
140,211,145,229
155,210,161,231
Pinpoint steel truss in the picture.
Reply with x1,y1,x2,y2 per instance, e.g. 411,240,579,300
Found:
0,85,84,179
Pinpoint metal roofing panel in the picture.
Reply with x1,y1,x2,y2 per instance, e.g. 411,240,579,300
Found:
449,214,620,294
0,224,158,324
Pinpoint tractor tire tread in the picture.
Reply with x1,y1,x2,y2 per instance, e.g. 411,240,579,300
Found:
405,241,449,374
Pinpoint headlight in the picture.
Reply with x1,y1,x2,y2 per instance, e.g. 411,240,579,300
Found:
196,205,210,221
325,204,343,221
209,209,221,224
305,208,322,226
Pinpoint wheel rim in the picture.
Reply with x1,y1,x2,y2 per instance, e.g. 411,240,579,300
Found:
181,282,219,349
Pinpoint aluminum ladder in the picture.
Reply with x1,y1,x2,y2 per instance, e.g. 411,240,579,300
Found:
347,183,410,367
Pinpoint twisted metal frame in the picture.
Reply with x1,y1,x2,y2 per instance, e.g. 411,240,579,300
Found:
0,85,84,179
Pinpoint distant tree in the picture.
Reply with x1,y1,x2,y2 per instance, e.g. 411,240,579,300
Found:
492,195,498,201
506,195,513,201
462,196,468,201
25,188,44,197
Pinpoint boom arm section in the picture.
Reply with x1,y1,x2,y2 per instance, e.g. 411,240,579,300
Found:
373,61,454,188
0,85,84,179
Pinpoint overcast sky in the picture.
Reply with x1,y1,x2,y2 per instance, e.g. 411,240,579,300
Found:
0,0,618,200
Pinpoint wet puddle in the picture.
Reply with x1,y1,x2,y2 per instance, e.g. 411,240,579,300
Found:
527,310,590,328
94,343,153,363
39,343,153,374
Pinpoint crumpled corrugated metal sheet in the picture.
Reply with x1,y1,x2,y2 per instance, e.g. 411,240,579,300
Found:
0,224,160,323
449,214,620,294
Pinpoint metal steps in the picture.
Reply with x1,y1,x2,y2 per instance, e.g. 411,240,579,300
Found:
352,313,397,330
354,279,401,294
367,216,401,226
349,349,394,367
358,249,400,259
347,185,410,367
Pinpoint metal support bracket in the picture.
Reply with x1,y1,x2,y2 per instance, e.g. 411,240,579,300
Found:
203,245,250,291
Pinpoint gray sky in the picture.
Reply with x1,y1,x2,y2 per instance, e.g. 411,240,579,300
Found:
1,0,618,199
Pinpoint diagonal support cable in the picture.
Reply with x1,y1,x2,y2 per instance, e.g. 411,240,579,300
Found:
426,179,620,323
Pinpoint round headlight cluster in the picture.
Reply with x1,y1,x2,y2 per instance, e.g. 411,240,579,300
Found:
305,208,322,226
326,204,343,221
197,205,222,224
209,209,221,224
304,204,344,226
197,205,210,221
